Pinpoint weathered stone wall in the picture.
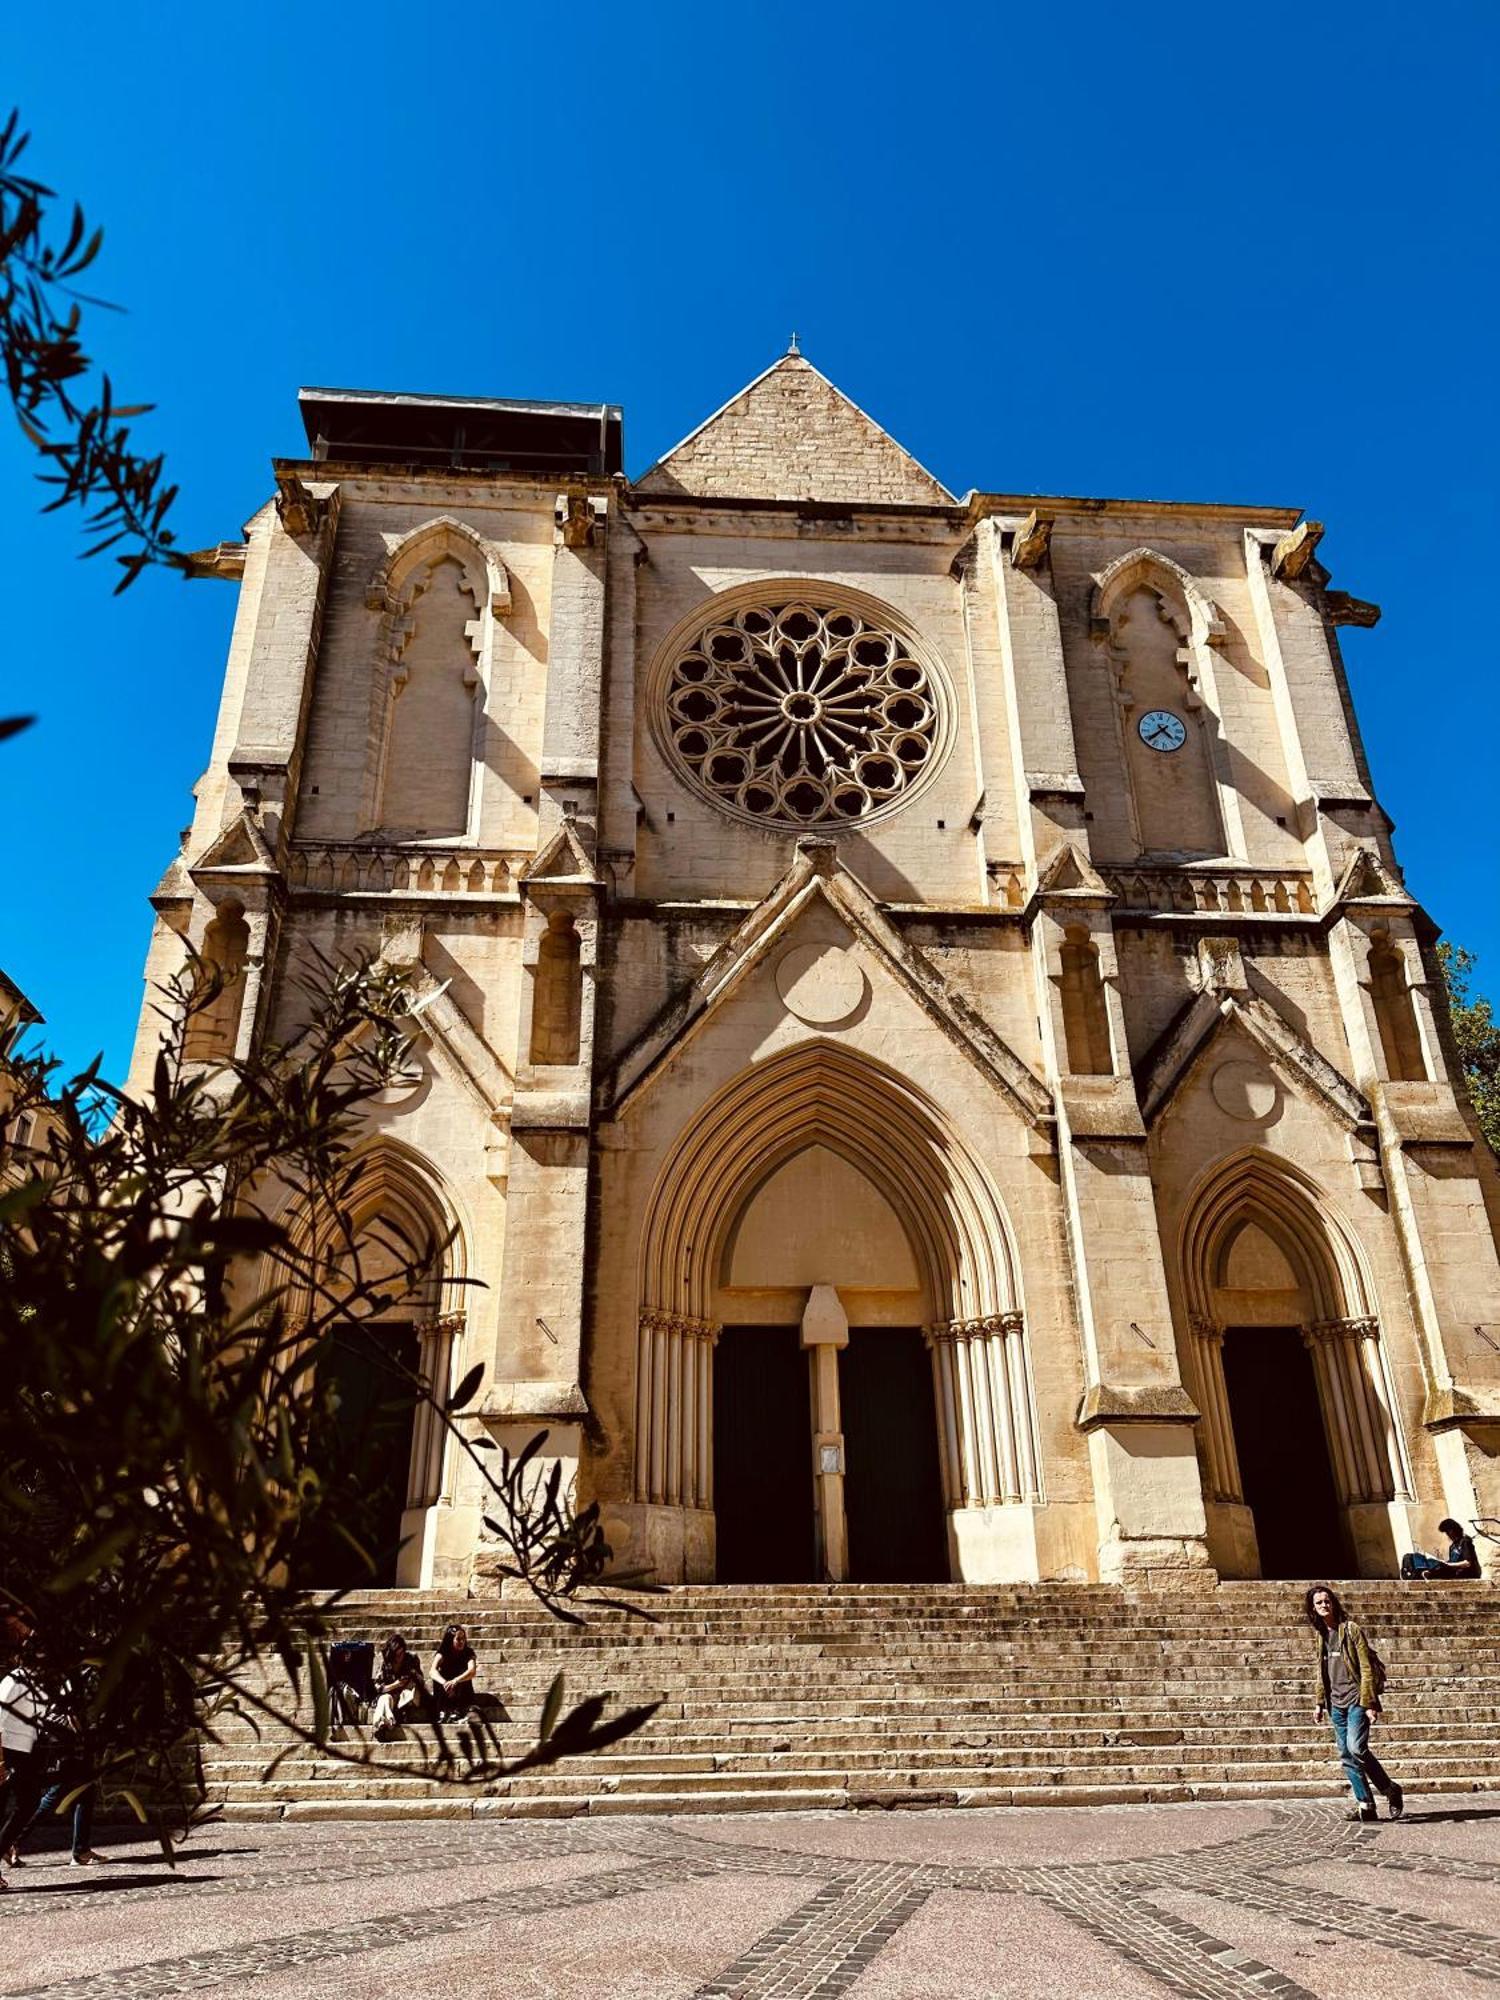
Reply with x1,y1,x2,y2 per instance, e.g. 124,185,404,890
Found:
124,364,1500,1593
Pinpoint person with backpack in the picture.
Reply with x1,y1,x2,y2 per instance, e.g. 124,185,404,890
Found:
1307,1584,1404,1823
1401,1518,1482,1580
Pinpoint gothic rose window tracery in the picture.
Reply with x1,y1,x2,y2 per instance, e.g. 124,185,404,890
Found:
662,600,942,826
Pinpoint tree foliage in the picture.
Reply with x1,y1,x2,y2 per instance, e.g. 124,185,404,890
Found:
0,957,656,1842
1,106,196,743
1438,942,1500,1155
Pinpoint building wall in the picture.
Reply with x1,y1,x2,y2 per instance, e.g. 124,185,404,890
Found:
126,377,1500,1590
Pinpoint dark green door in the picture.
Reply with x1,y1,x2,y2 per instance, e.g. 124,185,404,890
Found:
841,1327,948,1582
713,1326,817,1582
301,1321,420,1587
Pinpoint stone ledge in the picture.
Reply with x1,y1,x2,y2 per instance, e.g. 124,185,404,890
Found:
1076,1384,1201,1429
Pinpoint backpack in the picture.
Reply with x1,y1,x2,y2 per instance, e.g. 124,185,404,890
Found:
1351,1622,1388,1699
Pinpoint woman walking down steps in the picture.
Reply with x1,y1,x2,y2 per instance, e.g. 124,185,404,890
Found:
1308,1583,1405,1823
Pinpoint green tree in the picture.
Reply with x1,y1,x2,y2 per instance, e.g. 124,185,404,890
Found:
0,957,655,1844
2,108,193,743
1437,942,1500,1155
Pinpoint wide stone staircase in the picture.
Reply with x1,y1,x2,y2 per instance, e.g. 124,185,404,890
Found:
202,1581,1500,1821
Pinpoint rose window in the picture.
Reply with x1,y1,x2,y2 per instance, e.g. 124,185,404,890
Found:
662,601,941,826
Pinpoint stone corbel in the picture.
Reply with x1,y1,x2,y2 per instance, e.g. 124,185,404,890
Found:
1270,520,1325,582
1075,1383,1200,1429
1010,511,1054,571
275,471,334,537
185,540,249,580
555,489,608,548
1325,591,1381,629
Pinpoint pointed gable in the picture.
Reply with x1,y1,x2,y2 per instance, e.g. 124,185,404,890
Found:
604,837,1050,1128
636,353,954,506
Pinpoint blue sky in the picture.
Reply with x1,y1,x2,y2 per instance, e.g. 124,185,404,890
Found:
3,1,1496,1079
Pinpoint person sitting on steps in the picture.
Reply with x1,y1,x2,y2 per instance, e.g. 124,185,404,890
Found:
430,1623,477,1721
369,1633,425,1736
1401,1518,1481,1581
1307,1583,1404,1824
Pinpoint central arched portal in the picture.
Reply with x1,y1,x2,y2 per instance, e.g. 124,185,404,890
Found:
632,1044,1040,1584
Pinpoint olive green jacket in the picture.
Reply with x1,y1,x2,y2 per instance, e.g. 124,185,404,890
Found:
1313,1618,1378,1712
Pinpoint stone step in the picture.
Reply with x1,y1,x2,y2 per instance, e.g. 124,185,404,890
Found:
199,1580,1500,1821
202,1714,1500,1758
205,1750,1500,1804
201,1735,1500,1784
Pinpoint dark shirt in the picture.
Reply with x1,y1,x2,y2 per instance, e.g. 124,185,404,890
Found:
434,1645,476,1684
376,1650,421,1692
1324,1629,1359,1710
1447,1533,1480,1575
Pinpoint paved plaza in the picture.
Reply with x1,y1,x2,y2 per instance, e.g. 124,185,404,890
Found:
3,1797,1500,1999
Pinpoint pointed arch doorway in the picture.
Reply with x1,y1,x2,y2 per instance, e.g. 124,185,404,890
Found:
1180,1152,1412,1579
631,1044,1041,1585
281,1147,467,1590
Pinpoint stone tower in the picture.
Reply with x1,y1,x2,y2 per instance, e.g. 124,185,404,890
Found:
130,353,1500,1590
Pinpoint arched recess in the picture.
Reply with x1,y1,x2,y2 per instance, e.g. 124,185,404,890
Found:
365,516,512,840
1091,546,1240,861
631,1042,1041,1522
1179,1150,1411,1528
183,899,250,1063
1367,930,1428,1081
276,1141,470,1587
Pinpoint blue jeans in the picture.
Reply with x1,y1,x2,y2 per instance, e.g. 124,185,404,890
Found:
1330,1703,1392,1806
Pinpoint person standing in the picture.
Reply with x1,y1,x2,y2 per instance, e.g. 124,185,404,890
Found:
0,1651,45,1890
7,1662,105,1870
1307,1584,1405,1823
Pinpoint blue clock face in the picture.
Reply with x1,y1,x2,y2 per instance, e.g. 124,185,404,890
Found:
1138,709,1187,753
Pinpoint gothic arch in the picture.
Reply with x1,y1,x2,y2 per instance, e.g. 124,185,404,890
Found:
366,515,512,658
1091,546,1226,652
639,1041,1020,1324
365,517,512,838
271,1140,470,1584
632,1043,1040,1517
1181,1149,1373,1327
1090,546,1239,860
1178,1149,1409,1510
274,1138,469,1312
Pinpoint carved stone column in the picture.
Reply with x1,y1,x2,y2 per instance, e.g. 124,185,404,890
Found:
1302,1316,1401,1504
398,1310,465,1586
801,1285,850,1583
408,1312,465,1509
1187,1314,1241,1503
925,1313,1038,1506
633,1309,719,1511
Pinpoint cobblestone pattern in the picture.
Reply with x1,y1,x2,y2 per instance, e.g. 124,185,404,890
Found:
695,1870,931,1998
1034,1875,1315,2000
0,1819,602,1914
6,1802,1500,1999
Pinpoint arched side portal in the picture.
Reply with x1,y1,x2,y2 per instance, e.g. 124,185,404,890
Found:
1179,1150,1412,1577
276,1142,469,1589
631,1043,1042,1581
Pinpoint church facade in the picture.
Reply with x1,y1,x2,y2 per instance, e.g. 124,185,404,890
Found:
129,354,1500,1591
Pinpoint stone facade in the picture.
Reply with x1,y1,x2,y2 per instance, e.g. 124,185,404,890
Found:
129,353,1500,1591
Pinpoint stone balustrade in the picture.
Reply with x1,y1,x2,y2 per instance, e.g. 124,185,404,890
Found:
1103,866,1316,917
287,842,531,897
